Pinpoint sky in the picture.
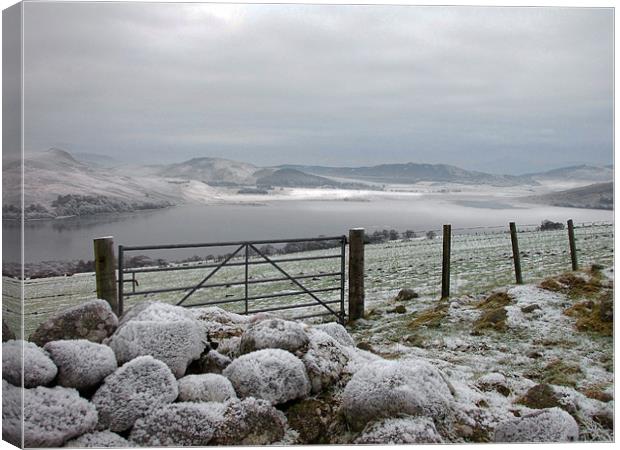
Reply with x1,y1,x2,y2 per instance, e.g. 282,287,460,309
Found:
22,2,613,174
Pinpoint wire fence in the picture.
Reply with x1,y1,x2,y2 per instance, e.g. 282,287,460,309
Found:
363,221,613,301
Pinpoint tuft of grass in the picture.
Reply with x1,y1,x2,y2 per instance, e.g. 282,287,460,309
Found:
535,359,584,388
539,271,604,299
473,308,507,333
475,291,512,310
408,301,449,329
563,290,613,336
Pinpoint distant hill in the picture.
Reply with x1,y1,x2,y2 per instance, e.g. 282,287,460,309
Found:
280,163,535,187
159,157,259,185
526,165,613,184
524,182,613,210
73,152,121,168
256,168,340,188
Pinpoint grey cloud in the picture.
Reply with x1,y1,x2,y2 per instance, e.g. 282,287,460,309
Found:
22,3,612,173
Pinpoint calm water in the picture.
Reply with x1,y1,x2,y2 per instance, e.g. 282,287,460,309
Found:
4,195,614,263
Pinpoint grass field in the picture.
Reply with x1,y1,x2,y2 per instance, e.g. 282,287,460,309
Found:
6,222,613,338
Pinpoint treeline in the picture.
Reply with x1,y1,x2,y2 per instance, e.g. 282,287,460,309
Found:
3,195,171,220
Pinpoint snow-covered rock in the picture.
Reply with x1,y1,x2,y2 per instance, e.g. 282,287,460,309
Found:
302,329,348,394
177,374,237,403
354,416,444,444
314,322,355,347
2,340,57,388
91,356,178,432
2,380,98,447
223,349,311,404
239,318,309,355
30,299,118,346
342,359,454,431
65,431,132,447
129,402,226,446
212,397,288,445
118,301,195,325
493,408,579,442
192,306,250,339
105,319,207,378
43,340,117,391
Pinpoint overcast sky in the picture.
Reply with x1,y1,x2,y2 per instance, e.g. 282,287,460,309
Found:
23,2,613,174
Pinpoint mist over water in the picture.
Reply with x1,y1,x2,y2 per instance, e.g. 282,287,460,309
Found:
7,197,613,263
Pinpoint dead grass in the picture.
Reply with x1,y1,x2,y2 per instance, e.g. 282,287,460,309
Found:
539,271,604,300
408,301,449,329
537,359,584,388
563,290,613,337
475,291,512,310
471,291,512,334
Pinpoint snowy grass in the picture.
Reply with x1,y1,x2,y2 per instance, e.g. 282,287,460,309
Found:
13,223,613,337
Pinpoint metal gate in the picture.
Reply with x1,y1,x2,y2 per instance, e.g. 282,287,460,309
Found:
117,236,347,324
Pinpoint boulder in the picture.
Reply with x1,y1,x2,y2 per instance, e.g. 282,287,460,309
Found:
2,380,98,447
43,340,117,391
177,374,237,403
218,336,241,359
394,288,419,302
211,398,288,445
2,319,15,342
105,319,207,378
493,408,579,442
91,356,178,432
65,431,132,448
29,299,118,346
314,322,355,347
2,340,57,388
354,416,444,444
130,402,226,446
118,301,195,326
193,306,249,340
223,349,310,404
342,359,453,431
301,329,348,394
239,318,309,355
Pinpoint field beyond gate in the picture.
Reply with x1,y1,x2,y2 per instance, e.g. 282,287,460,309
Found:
118,236,347,323
12,221,614,337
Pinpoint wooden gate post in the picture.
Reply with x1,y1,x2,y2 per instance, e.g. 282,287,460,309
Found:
348,228,365,321
94,236,119,315
509,222,523,284
567,219,578,271
441,224,451,299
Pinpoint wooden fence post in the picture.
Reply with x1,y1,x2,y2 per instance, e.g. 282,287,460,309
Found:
567,219,578,271
348,228,365,321
509,222,523,284
94,236,119,315
441,224,451,299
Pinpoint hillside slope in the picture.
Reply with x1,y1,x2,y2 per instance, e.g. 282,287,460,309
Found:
523,182,613,210
281,163,535,187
